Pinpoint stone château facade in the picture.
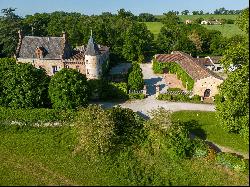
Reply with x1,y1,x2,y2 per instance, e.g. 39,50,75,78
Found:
15,30,109,79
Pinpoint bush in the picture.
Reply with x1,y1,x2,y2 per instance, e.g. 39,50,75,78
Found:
128,62,144,91
108,82,129,100
49,68,89,109
0,107,75,125
74,105,145,156
216,152,249,172
166,122,194,159
191,138,209,158
0,61,50,108
128,93,145,100
190,94,201,103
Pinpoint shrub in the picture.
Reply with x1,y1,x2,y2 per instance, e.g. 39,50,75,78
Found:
205,147,217,161
108,82,128,100
74,105,145,156
128,93,145,100
1,62,50,108
190,94,201,103
0,107,75,125
128,62,144,91
216,152,248,172
191,138,209,158
167,88,182,92
166,122,194,159
49,68,89,109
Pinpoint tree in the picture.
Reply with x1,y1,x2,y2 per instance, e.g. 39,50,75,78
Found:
122,22,153,61
0,61,50,108
138,13,156,22
128,62,144,91
188,31,203,52
0,8,21,57
181,10,189,15
216,41,249,143
235,8,249,34
161,12,181,27
48,68,89,109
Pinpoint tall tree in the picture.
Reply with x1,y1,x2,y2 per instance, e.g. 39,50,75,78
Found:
215,8,249,143
0,8,21,57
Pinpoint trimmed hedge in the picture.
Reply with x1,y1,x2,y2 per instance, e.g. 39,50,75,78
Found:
152,60,194,90
157,90,201,103
216,152,249,172
0,107,75,125
128,93,145,100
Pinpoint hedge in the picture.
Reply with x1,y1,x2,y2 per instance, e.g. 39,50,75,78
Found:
157,93,201,103
128,93,145,100
0,107,75,125
152,60,194,90
216,152,249,172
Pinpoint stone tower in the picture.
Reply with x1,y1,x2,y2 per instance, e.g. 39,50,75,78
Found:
84,31,101,79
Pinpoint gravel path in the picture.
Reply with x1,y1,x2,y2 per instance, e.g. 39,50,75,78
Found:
92,62,215,117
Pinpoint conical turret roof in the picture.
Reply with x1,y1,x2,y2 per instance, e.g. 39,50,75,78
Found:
85,32,100,56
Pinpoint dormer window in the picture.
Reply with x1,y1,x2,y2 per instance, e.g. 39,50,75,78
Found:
35,47,45,59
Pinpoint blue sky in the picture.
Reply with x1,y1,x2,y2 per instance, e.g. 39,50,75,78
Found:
0,0,248,17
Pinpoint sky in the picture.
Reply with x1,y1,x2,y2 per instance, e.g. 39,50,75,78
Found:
0,0,249,17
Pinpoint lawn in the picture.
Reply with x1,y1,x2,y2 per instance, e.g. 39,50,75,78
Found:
171,111,249,154
0,122,249,186
144,22,163,39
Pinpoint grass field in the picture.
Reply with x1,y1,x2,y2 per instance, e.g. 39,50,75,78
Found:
144,22,163,39
171,111,249,154
0,121,249,186
145,14,245,38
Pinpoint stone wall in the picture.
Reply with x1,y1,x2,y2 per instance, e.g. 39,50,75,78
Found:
193,76,223,97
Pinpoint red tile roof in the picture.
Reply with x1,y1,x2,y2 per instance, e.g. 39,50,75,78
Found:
155,51,223,81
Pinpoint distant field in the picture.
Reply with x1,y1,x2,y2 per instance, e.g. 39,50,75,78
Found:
144,22,163,39
145,14,244,38
155,14,239,21
203,24,245,38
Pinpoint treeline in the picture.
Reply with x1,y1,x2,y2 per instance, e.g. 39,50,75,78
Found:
0,8,154,63
0,7,247,61
165,8,242,15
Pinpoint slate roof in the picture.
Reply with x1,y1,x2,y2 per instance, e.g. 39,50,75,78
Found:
155,51,223,81
85,35,101,56
17,36,72,59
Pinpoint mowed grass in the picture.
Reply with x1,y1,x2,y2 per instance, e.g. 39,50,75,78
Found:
145,15,245,38
171,111,249,154
144,22,163,39
203,24,246,37
0,123,249,186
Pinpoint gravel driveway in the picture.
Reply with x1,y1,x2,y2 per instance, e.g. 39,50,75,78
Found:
92,63,215,118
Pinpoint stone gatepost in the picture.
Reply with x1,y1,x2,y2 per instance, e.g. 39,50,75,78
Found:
143,85,147,97
155,85,160,98
201,96,204,102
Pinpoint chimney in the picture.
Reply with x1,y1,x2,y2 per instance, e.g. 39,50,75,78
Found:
62,31,67,41
18,29,23,40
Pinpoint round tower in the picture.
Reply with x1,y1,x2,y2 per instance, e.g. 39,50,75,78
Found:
84,32,101,79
